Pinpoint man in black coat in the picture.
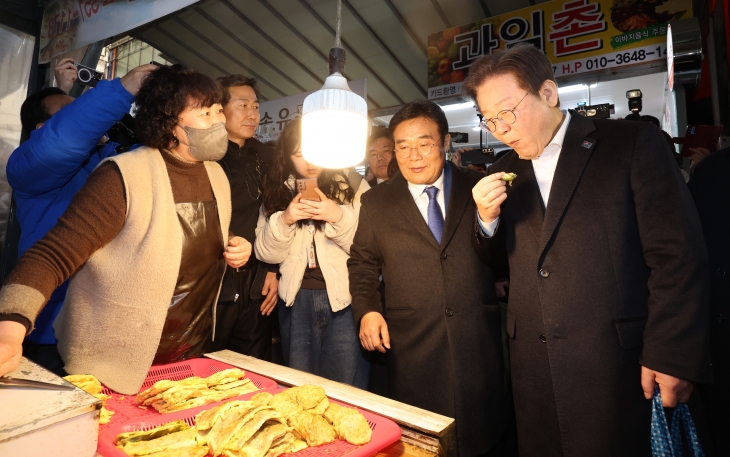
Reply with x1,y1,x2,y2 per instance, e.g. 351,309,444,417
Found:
465,44,711,456
689,146,730,456
348,100,511,456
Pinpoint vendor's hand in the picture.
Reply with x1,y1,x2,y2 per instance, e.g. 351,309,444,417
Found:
54,58,78,93
359,312,390,353
300,188,342,224
281,194,315,226
224,236,252,269
473,173,508,223
0,321,27,377
260,272,279,316
688,147,711,173
120,64,158,96
641,366,693,407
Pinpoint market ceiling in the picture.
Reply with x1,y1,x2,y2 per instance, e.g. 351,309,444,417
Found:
129,0,548,110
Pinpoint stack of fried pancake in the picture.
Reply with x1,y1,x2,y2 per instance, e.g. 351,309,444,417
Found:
115,384,373,457
135,369,259,413
63,374,115,424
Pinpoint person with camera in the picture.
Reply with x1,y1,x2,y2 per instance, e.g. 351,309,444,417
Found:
0,64,250,394
254,117,370,388
5,61,156,374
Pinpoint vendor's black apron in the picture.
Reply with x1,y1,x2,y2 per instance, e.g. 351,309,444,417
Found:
153,201,225,364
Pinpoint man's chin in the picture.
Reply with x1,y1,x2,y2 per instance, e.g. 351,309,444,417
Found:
515,149,539,160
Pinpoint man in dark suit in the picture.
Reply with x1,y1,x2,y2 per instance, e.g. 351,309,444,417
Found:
465,43,711,456
689,146,730,456
348,100,510,456
366,128,394,188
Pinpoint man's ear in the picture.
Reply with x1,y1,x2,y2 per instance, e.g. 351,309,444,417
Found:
35,122,45,130
443,133,451,152
541,80,560,108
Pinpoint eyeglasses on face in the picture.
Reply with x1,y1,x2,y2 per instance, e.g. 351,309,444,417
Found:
394,138,442,159
479,91,529,133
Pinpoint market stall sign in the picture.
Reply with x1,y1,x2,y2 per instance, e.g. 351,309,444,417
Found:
39,0,199,64
427,0,693,99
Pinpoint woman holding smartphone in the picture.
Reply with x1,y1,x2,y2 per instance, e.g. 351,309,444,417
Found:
254,118,370,388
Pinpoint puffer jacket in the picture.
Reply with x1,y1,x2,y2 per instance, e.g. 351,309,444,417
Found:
254,176,369,311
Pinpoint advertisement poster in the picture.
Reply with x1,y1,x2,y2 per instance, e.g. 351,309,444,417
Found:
39,0,198,64
427,0,692,99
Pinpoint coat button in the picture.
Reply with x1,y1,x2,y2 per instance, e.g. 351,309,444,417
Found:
440,253,447,260
445,308,454,317
719,268,726,277
539,334,547,343
539,269,550,278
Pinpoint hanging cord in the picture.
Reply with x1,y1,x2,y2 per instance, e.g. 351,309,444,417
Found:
335,0,342,48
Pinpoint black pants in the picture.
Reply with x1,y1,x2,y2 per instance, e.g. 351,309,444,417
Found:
22,341,66,376
208,267,273,361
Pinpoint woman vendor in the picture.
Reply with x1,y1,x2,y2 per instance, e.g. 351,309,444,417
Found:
0,64,250,394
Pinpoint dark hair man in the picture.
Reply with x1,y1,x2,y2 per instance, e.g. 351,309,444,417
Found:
348,100,511,456
467,43,710,456
366,129,394,187
1,62,156,374
209,74,279,361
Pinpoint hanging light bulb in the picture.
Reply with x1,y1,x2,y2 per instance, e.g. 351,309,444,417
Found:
301,0,368,169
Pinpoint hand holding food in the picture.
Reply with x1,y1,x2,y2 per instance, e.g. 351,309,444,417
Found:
472,173,509,223
501,172,517,186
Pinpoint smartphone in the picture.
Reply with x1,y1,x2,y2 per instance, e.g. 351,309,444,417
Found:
296,178,320,201
679,124,724,157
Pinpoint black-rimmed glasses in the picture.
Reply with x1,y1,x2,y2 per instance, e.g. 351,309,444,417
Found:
479,92,529,133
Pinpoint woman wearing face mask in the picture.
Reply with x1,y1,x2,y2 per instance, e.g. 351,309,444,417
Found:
0,65,250,394
255,118,370,388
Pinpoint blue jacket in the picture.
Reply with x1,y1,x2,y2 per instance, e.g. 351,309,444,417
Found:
7,78,134,344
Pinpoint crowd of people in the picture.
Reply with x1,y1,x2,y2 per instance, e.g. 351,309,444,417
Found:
0,42,726,457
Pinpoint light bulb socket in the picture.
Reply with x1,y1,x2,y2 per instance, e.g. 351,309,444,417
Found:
328,47,346,75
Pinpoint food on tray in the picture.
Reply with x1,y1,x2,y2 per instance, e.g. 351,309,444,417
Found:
610,0,689,32
135,368,259,413
63,373,115,424
116,384,372,457
501,172,517,186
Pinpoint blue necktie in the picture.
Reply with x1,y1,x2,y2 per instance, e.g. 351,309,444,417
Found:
425,186,444,244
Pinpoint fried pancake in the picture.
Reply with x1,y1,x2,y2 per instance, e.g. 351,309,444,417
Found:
236,422,289,457
287,438,308,453
250,392,273,407
286,411,312,441
332,407,372,445
207,405,269,456
205,368,246,387
265,432,296,457
323,402,342,425
211,379,252,391
115,420,190,447
269,393,301,419
294,385,325,410
196,401,249,431
304,397,329,416
63,374,103,395
118,428,199,456
225,409,283,451
305,414,336,447
143,445,209,457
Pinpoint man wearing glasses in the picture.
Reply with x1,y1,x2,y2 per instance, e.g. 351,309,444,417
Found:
467,43,710,456
348,100,512,456
365,129,394,187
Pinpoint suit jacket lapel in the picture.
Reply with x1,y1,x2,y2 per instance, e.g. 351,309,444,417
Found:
441,163,469,250
387,173,440,249
538,111,597,256
510,156,545,245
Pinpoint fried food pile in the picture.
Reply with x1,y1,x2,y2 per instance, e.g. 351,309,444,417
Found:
135,369,259,413
115,385,372,457
63,374,115,424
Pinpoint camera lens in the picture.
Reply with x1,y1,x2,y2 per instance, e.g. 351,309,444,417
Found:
77,68,91,82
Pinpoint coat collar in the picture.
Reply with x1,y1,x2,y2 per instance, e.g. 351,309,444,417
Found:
538,110,597,256
510,156,545,245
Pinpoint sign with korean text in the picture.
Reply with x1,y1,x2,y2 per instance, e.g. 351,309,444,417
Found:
256,79,367,143
39,0,199,64
427,0,692,99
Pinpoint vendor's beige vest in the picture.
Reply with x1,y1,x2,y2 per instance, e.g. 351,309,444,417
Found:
54,147,231,395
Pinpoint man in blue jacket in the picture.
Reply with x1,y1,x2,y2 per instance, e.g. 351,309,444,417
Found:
6,62,155,373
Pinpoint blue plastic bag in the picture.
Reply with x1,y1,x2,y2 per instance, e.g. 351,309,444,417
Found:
651,386,705,457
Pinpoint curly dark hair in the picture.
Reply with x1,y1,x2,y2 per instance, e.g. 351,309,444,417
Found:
216,74,259,106
262,117,355,230
135,64,223,150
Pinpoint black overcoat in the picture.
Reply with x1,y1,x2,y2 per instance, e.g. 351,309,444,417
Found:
482,111,711,457
349,163,509,456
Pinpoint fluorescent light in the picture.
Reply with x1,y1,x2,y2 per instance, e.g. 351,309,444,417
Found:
440,102,474,112
472,126,481,131
558,83,597,94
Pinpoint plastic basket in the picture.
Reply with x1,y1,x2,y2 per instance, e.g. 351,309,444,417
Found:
97,358,279,434
98,388,401,457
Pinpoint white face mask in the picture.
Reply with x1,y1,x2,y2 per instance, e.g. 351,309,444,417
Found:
176,122,229,161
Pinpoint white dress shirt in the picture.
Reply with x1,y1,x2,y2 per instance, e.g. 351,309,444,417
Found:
480,110,571,236
407,168,446,225
376,178,385,184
